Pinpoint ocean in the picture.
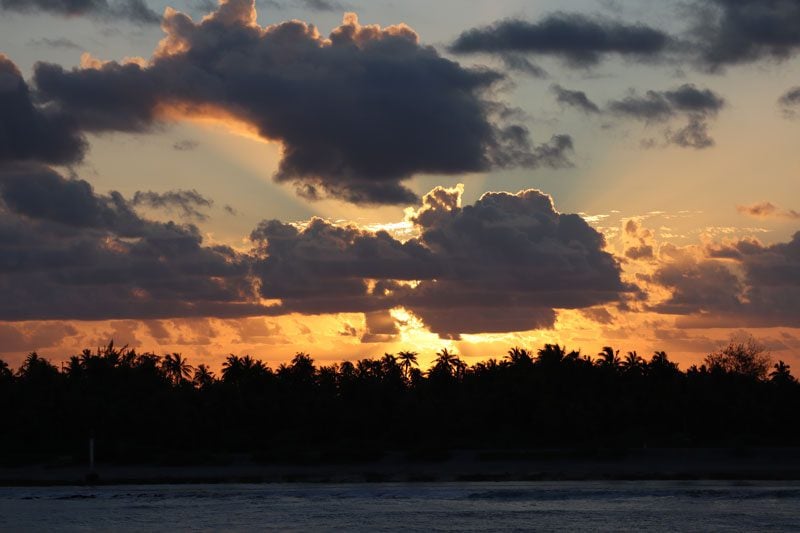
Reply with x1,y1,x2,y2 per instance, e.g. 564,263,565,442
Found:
1,481,798,531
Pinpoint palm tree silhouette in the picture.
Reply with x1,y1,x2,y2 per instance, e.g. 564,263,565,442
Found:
162,353,194,385
621,351,645,374
506,347,533,365
0,359,11,381
770,361,795,384
222,354,265,383
193,364,216,388
397,351,419,381
432,348,464,378
597,346,620,370
536,344,566,366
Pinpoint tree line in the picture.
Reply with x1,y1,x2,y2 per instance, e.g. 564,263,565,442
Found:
0,338,798,465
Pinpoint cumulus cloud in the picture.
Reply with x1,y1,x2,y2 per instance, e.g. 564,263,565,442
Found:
250,185,628,337
649,232,800,327
32,1,572,205
0,164,264,321
0,0,160,24
0,55,86,165
450,13,672,67
131,189,214,221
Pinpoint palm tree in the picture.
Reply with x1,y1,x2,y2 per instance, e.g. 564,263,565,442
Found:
621,351,645,374
770,361,795,384
162,353,194,385
597,346,620,370
649,351,679,377
0,359,11,381
397,351,419,381
289,352,316,384
506,347,533,366
536,344,566,366
193,364,216,388
432,348,463,378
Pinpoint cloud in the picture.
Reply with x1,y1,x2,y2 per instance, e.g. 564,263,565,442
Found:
0,167,627,336
131,189,214,220
360,310,399,343
686,0,800,70
0,55,86,165
0,0,160,24
778,86,800,118
499,54,548,78
607,84,725,148
172,139,199,151
737,202,800,220
622,219,654,260
29,37,82,50
0,322,78,353
450,13,673,67
250,185,628,337
649,232,800,327
33,1,572,205
551,82,725,149
0,164,265,321
255,0,345,11
551,84,600,114
298,0,343,11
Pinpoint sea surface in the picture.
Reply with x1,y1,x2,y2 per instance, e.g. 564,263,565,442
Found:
1,481,798,531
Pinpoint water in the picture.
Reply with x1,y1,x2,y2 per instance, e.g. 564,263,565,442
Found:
1,481,798,531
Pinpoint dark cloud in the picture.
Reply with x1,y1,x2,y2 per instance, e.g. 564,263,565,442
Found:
131,189,214,221
33,1,573,205
0,164,265,321
687,0,800,70
607,84,725,148
500,54,548,78
609,84,724,120
0,163,628,335
403,187,626,336
779,86,800,118
622,219,655,260
651,233,800,327
737,202,800,220
0,55,86,165
251,186,628,337
172,139,199,151
550,82,725,149
250,216,438,314
551,84,600,114
360,310,399,343
0,322,78,353
450,13,673,67
0,0,160,24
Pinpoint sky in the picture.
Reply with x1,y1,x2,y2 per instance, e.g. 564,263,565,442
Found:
0,0,799,371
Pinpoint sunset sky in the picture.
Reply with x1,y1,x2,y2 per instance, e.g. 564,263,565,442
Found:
0,0,798,370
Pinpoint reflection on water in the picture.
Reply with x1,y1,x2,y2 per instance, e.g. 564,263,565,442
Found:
2,481,799,531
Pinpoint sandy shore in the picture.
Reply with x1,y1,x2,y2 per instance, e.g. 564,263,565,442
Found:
2,448,799,486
